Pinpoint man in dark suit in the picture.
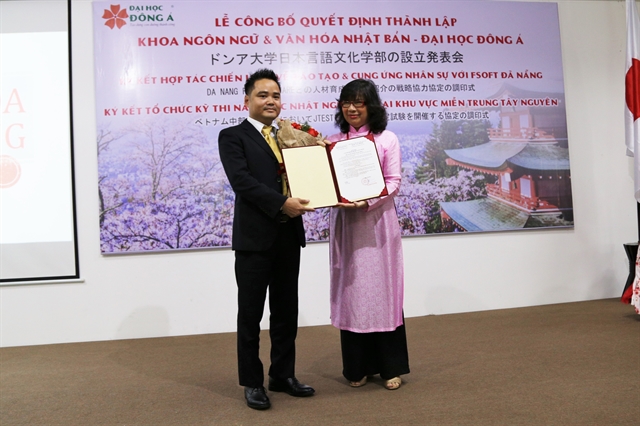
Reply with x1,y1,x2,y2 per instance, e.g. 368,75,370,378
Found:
218,69,316,410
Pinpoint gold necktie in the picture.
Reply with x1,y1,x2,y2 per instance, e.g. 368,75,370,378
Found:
262,126,287,195
261,126,282,163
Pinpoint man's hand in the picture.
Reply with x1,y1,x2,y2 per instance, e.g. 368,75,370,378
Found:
282,197,315,217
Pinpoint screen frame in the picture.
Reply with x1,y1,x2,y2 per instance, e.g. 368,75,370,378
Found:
0,0,80,285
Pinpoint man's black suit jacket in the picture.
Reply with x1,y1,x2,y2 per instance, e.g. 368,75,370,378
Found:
218,119,306,251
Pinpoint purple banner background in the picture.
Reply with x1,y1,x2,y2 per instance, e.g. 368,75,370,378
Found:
93,1,571,253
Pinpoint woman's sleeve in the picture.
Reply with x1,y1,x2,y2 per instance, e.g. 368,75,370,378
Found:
365,132,401,211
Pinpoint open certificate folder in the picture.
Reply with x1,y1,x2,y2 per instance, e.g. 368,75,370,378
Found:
281,134,388,209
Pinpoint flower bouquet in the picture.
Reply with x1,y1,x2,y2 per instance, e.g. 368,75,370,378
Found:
276,119,324,148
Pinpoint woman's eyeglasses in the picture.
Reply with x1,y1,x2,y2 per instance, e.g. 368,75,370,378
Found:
339,101,366,109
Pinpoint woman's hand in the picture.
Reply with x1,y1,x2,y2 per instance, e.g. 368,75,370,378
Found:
335,200,367,209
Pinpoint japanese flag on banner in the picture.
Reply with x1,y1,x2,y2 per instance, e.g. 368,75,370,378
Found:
626,0,640,201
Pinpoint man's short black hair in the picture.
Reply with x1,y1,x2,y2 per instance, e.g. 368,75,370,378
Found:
244,69,281,95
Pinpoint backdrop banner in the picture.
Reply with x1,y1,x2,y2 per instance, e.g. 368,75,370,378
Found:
93,1,572,253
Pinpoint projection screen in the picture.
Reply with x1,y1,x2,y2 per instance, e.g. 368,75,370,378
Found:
0,0,80,284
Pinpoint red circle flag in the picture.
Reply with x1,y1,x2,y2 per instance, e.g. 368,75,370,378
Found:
627,58,640,121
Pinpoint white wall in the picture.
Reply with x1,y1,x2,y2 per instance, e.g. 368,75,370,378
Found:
0,0,636,347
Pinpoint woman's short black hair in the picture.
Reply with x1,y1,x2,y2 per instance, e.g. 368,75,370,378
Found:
334,79,388,134
244,68,280,95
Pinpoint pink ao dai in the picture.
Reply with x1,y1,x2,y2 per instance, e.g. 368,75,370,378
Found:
327,125,405,333
632,249,640,314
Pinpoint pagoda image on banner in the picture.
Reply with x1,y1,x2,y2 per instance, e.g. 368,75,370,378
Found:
440,84,574,232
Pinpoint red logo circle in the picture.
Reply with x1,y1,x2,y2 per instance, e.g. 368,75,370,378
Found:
0,155,22,188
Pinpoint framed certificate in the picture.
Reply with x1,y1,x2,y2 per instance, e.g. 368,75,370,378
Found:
281,134,388,208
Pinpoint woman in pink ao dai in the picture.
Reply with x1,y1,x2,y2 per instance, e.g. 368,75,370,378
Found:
327,79,409,390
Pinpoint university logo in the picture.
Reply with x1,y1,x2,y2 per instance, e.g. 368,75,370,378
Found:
101,4,175,29
101,5,129,29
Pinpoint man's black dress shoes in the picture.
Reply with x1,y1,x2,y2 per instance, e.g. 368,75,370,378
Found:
268,377,315,397
244,386,271,410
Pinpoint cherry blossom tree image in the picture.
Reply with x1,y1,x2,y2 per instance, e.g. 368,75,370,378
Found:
97,116,567,253
396,169,486,235
98,118,233,252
